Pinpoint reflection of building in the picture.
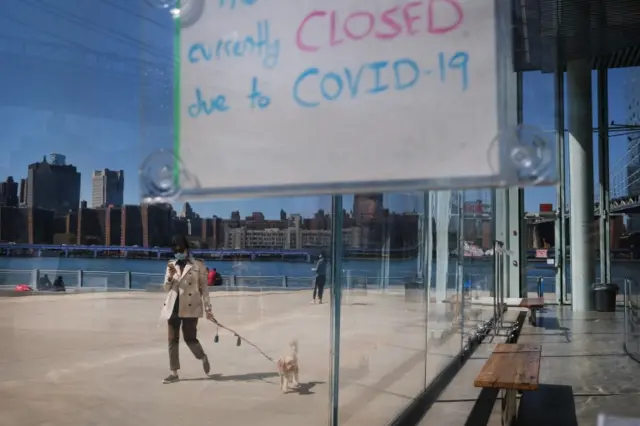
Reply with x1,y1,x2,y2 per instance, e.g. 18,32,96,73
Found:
0,199,421,250
91,169,124,208
0,206,53,243
353,193,383,222
142,203,172,247
121,205,143,246
180,202,196,219
26,156,81,216
217,211,420,252
19,178,27,206
101,206,122,246
0,177,18,207
48,153,67,166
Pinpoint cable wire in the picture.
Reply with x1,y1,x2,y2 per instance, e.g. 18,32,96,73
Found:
22,0,173,63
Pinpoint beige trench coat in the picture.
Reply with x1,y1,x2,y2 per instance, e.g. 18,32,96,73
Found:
163,258,212,318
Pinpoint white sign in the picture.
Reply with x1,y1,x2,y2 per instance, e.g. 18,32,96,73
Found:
177,0,499,195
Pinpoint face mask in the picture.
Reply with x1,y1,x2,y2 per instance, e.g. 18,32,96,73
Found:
175,252,187,261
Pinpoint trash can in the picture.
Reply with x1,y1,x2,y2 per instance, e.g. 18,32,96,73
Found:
592,283,618,312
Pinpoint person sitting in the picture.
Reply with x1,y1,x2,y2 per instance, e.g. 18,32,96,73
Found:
207,268,223,286
53,276,66,292
213,269,223,286
39,274,52,290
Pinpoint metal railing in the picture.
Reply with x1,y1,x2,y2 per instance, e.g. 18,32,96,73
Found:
624,278,640,363
0,268,498,293
0,269,555,293
0,268,425,292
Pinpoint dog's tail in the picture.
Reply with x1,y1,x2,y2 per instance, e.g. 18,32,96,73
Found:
290,338,299,354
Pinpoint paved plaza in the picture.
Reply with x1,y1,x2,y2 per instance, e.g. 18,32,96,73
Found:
0,288,496,426
418,306,640,426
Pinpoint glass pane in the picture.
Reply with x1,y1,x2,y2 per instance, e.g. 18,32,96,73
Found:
1,196,336,424
521,71,559,302
337,192,427,425
611,67,639,300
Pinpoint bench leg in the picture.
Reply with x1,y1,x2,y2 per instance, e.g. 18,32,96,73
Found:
501,389,517,426
529,309,537,326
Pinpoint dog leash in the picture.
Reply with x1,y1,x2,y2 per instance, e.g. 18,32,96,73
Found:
208,318,277,363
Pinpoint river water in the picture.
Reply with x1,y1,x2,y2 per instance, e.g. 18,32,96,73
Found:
1,256,638,292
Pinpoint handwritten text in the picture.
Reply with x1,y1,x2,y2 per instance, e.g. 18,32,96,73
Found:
219,0,258,9
187,20,280,69
292,52,469,108
296,0,464,52
188,89,230,117
187,78,275,118
247,77,271,109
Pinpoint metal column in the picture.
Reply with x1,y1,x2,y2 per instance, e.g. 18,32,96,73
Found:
507,187,525,298
422,191,432,387
435,191,452,303
493,189,508,298
427,192,434,293
329,195,343,426
456,191,465,349
507,72,526,299
597,68,611,284
554,61,566,304
567,59,596,311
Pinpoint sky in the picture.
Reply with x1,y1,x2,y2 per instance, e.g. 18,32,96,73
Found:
0,0,637,219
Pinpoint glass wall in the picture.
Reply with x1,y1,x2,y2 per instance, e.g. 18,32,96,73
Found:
521,71,559,301
0,2,502,425
336,190,495,424
0,189,497,426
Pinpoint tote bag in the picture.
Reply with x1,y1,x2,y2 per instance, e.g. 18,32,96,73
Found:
159,289,178,320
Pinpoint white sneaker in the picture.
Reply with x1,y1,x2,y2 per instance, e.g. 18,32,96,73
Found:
311,299,316,304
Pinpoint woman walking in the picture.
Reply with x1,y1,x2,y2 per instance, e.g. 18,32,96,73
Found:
162,234,216,384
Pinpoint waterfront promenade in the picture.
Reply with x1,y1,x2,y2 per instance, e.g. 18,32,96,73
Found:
0,288,495,426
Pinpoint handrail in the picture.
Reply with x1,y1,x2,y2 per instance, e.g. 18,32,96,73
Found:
0,268,423,291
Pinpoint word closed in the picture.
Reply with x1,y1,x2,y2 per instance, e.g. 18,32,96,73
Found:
296,0,464,52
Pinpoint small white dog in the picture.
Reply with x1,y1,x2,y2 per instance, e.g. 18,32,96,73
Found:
276,339,299,393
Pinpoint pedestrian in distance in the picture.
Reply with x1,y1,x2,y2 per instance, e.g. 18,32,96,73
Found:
162,234,216,384
311,252,327,304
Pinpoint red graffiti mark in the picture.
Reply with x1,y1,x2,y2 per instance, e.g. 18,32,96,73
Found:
295,0,464,53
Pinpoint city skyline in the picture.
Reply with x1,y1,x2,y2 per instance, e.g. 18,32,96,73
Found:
0,157,506,220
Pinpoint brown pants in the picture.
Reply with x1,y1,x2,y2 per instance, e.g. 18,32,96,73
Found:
168,317,206,371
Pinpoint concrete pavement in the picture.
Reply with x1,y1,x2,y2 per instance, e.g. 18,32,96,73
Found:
0,289,494,426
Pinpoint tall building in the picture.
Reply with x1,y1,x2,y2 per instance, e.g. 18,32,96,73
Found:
0,176,18,207
48,153,67,166
26,156,81,216
180,202,196,219
91,169,124,208
19,178,27,206
0,206,54,244
353,193,384,222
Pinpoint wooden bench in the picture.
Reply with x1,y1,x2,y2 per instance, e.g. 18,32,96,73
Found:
519,298,544,326
474,343,542,426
